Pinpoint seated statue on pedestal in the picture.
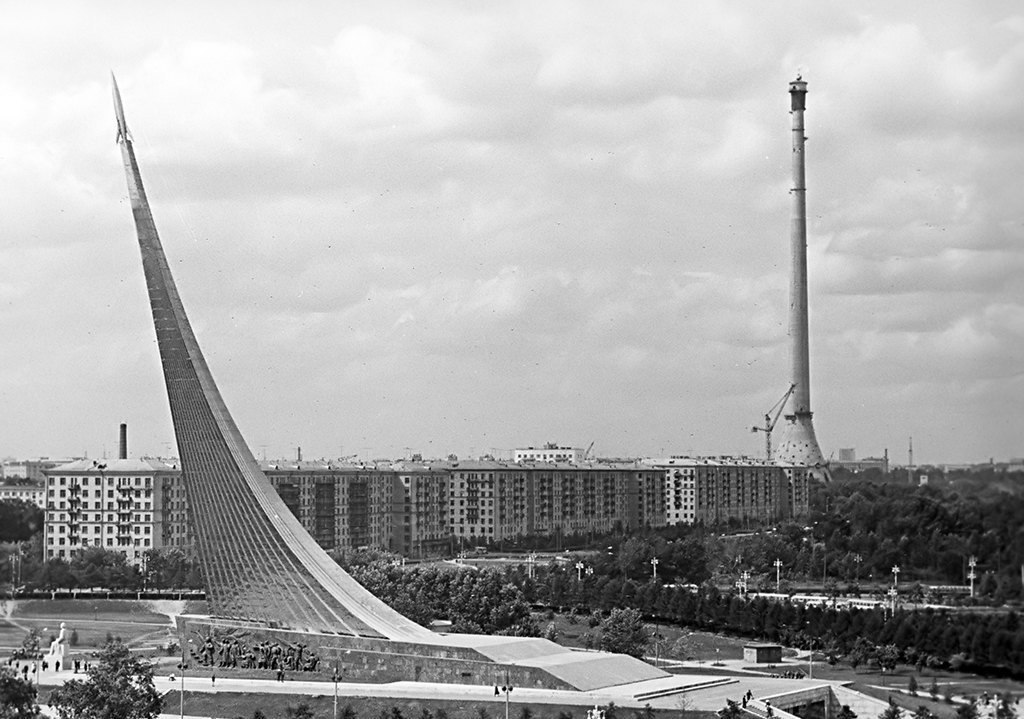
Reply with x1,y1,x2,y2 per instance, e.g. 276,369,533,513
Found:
47,622,68,661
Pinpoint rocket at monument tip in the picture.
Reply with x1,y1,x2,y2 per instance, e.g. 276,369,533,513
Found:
111,73,129,143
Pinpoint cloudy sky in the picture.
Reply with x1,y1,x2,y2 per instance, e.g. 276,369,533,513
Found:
1,1,1021,465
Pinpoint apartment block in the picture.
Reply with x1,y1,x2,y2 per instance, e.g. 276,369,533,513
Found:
43,458,182,563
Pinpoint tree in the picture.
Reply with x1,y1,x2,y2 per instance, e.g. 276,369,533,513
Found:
838,706,857,719
0,499,43,543
598,608,649,658
879,702,902,719
718,700,744,719
877,644,900,674
0,665,42,719
956,701,979,719
995,693,1018,719
285,705,315,719
912,707,933,719
908,674,918,696
49,641,162,719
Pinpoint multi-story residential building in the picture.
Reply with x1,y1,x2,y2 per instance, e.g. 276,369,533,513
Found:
391,461,450,557
43,458,182,563
4,459,73,482
446,460,531,547
0,482,46,508
525,461,665,537
41,449,806,565
779,463,811,519
261,461,392,554
514,444,586,463
646,456,809,527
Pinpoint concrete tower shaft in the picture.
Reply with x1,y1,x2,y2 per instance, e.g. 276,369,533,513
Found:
788,78,811,415
774,77,827,472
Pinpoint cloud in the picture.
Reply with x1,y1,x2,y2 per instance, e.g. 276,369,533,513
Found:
0,1,1021,463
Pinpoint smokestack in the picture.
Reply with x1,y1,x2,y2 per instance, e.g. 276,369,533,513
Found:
119,423,128,460
774,76,827,476
297,446,302,462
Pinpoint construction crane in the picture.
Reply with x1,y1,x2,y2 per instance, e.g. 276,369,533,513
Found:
583,441,595,460
752,384,796,461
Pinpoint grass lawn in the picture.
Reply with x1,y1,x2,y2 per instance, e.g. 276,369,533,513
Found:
0,598,183,654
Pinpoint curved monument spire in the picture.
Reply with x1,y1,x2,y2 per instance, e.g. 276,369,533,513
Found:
112,75,433,640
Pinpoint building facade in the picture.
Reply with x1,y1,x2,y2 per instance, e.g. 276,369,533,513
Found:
391,461,451,557
41,453,806,564
43,458,182,563
262,461,393,554
647,456,810,527
0,482,46,508
513,444,586,463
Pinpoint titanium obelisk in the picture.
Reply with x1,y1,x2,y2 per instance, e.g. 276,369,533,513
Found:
112,75,432,639
774,76,827,471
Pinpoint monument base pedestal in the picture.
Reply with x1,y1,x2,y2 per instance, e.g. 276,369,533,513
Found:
174,615,666,691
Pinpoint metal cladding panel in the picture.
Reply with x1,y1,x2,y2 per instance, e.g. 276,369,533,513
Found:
113,79,432,642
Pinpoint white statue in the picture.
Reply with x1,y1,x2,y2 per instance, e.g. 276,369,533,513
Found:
47,622,68,661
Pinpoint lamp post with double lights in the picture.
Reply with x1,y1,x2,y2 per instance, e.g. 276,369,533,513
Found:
891,565,900,588
736,570,750,596
526,553,537,580
773,558,783,592
650,557,659,580
495,671,513,719
178,638,192,719
968,556,977,598
575,561,586,582
887,586,899,617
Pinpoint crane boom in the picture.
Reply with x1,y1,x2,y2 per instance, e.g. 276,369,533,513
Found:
752,383,796,460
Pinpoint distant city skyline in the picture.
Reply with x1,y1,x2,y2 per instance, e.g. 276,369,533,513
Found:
1,2,1021,464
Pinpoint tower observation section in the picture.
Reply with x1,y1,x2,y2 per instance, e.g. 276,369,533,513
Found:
112,76,433,640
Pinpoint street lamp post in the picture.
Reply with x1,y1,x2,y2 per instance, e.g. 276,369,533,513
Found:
333,662,341,719
650,557,659,580
853,553,862,582
575,561,585,582
968,556,977,598
526,553,537,580
774,558,783,592
891,565,900,588
495,671,513,719
887,587,899,617
179,642,185,719
179,638,192,719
